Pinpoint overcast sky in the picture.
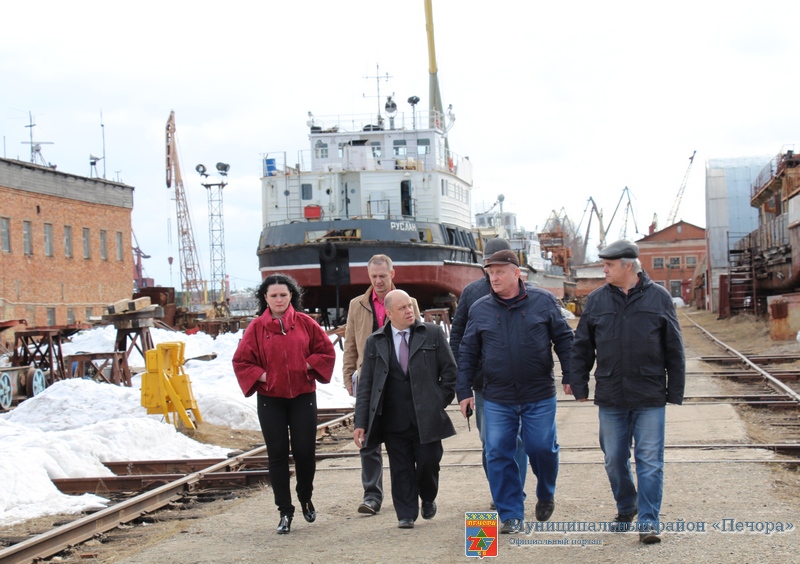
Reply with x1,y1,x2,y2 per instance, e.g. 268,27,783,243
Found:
3,0,799,290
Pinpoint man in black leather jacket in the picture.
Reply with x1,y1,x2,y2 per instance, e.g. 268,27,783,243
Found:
569,239,685,545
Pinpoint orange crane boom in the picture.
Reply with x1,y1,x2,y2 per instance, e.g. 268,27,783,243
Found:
166,111,204,307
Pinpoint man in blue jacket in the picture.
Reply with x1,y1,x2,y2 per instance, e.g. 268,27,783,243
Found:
569,239,685,544
457,250,574,534
450,237,527,508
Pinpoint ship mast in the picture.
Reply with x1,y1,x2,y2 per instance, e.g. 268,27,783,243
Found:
424,0,449,152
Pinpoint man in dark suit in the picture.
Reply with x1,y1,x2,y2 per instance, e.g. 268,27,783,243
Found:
353,289,457,529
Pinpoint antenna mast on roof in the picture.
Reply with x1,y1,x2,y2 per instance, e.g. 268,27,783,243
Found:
22,111,54,167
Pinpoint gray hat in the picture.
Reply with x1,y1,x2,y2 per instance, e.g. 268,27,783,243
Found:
598,239,639,259
484,249,520,268
483,237,511,260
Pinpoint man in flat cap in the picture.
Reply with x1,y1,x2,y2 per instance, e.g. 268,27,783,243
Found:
457,249,574,534
569,239,685,544
450,238,528,510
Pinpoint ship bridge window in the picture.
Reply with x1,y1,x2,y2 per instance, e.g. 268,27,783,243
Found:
417,138,430,155
418,228,432,243
393,140,407,156
338,143,345,158
301,183,313,200
371,142,382,158
446,227,457,245
315,141,328,158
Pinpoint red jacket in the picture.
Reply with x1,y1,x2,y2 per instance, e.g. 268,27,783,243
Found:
233,305,335,399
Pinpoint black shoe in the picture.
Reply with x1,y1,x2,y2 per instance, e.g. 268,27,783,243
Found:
276,515,292,534
535,499,555,522
490,499,496,510
301,500,316,523
500,518,522,534
398,518,415,529
358,500,380,515
421,501,437,520
609,509,638,532
639,526,661,544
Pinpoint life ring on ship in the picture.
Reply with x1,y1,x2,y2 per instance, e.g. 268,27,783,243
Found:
448,157,454,172
320,241,337,262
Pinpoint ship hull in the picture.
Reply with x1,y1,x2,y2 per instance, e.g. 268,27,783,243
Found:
258,237,484,311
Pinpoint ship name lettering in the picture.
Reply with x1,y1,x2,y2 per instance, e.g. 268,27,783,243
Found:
390,221,417,231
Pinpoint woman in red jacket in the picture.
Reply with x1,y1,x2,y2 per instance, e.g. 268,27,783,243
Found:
233,274,335,534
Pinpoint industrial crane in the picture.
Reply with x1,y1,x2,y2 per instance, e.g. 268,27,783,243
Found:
166,111,204,308
577,187,640,261
132,230,151,292
666,150,697,226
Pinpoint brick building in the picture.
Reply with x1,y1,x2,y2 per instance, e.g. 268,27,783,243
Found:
0,158,134,327
637,221,706,302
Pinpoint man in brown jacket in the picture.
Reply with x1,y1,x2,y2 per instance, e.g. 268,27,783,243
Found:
343,255,420,515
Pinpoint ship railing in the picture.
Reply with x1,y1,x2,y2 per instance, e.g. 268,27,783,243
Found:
308,110,445,135
751,146,799,199
733,213,788,252
365,198,418,219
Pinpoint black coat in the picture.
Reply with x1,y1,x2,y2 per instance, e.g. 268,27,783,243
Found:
449,276,491,389
354,320,457,446
569,271,685,407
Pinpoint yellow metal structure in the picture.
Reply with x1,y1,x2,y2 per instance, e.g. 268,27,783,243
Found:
140,342,202,429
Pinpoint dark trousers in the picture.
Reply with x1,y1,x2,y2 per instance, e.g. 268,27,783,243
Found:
360,443,384,504
257,392,317,517
383,425,443,520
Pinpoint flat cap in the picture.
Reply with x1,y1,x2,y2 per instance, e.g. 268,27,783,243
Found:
484,249,520,268
483,237,511,260
598,239,639,259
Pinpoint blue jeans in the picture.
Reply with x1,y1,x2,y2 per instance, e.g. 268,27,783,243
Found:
598,406,665,528
474,390,527,494
484,396,558,522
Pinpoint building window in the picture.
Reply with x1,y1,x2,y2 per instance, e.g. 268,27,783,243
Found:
44,223,53,257
652,257,664,269
83,227,91,259
417,138,430,155
314,141,328,159
85,307,93,320
116,232,124,261
301,183,313,200
100,230,108,260
686,255,697,268
669,280,681,298
46,308,56,326
669,257,681,268
23,221,33,255
371,142,381,158
67,308,75,324
393,139,407,156
0,217,10,253
64,225,73,258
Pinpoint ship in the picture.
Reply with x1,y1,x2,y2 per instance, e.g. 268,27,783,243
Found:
474,195,568,299
256,1,484,317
